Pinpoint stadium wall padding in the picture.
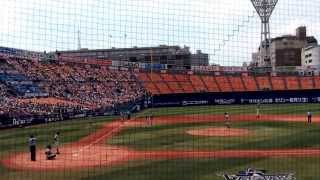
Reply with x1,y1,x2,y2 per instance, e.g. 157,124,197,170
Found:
148,90,320,107
0,99,145,129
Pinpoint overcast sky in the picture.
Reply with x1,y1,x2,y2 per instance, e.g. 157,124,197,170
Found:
0,0,320,65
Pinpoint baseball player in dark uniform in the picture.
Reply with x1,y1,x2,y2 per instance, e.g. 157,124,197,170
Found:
307,111,312,124
28,135,37,161
53,132,60,154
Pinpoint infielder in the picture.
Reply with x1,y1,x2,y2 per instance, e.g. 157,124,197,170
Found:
53,132,60,154
224,112,231,128
307,111,312,124
256,105,260,120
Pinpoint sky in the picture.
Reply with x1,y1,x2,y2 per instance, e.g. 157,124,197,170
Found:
0,0,320,66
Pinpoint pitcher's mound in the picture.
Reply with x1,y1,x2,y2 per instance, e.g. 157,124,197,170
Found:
186,128,251,137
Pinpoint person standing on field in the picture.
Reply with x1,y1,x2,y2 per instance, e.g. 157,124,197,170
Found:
45,145,56,160
28,135,37,161
53,132,60,154
224,112,231,129
307,111,312,124
256,102,260,120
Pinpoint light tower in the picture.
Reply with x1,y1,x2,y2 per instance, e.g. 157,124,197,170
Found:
77,30,81,50
251,0,278,67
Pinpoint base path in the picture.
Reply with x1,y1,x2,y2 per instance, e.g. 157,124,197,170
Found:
3,114,320,171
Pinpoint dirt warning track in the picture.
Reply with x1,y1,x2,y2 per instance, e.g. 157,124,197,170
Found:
3,114,320,171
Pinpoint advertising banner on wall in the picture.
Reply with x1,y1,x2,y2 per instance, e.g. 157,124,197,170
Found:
111,61,167,70
143,63,167,70
150,90,320,107
191,65,220,72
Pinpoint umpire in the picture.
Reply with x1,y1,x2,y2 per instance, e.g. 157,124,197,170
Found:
28,135,37,161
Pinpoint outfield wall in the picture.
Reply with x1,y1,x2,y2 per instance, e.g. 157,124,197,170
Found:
149,89,320,107
0,99,145,129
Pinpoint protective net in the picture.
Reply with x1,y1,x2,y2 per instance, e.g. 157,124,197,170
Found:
0,0,320,179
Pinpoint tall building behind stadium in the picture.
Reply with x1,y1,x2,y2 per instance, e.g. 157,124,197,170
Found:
56,45,209,70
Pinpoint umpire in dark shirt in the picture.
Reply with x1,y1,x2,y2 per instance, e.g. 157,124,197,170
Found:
28,135,37,161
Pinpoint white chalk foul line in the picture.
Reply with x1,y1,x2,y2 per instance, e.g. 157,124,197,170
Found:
71,122,125,156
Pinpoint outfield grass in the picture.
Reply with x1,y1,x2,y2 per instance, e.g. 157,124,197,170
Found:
137,103,320,117
109,121,320,151
1,103,320,180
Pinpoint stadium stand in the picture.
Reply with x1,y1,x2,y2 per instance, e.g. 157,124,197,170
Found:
155,81,172,94
314,76,320,89
138,72,320,96
190,75,208,92
215,76,232,92
143,82,159,95
0,57,145,120
285,76,300,90
0,73,44,97
200,75,220,92
160,73,184,94
228,76,245,92
148,73,163,82
138,72,150,82
137,73,159,95
148,73,172,94
299,77,314,90
270,76,286,90
256,76,272,90
0,83,9,97
174,74,195,93
241,75,258,91
3,54,320,122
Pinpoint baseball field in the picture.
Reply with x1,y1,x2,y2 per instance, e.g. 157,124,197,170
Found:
1,103,320,179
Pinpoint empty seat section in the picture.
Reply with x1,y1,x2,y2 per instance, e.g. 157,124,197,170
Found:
201,76,220,92
215,76,232,92
155,82,172,94
147,73,172,94
314,76,320,89
256,76,271,90
167,82,184,93
228,76,245,91
145,82,159,95
175,74,195,93
160,73,183,93
271,77,286,90
175,74,189,81
160,73,176,81
190,75,207,92
300,77,314,90
179,82,195,93
138,72,150,82
241,76,257,91
148,73,162,82
285,77,300,90
137,73,159,94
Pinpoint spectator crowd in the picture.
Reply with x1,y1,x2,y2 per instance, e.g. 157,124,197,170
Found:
0,57,145,122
